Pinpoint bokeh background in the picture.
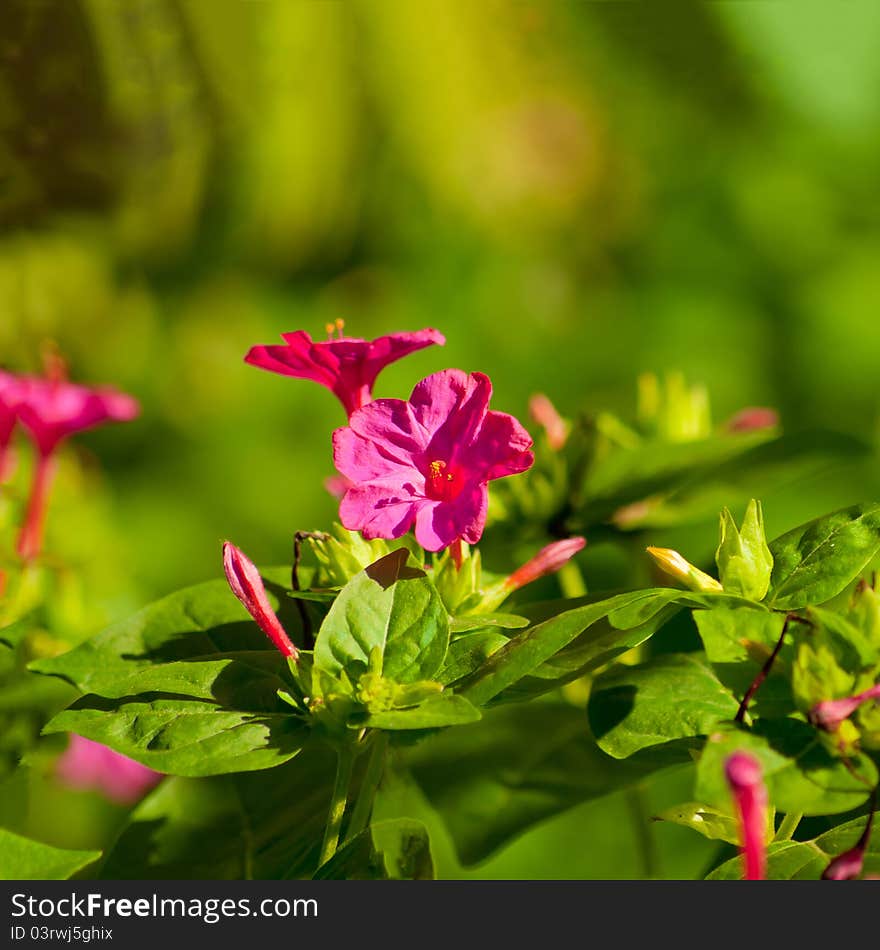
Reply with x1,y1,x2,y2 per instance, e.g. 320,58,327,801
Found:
2,0,880,878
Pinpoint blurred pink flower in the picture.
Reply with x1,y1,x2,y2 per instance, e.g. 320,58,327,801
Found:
56,735,162,805
725,751,768,881
245,327,445,417
528,393,568,450
223,542,299,660
504,537,586,592
14,375,139,560
333,369,533,551
725,407,779,433
0,370,25,481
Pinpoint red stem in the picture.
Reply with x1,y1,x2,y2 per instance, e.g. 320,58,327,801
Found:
17,452,57,561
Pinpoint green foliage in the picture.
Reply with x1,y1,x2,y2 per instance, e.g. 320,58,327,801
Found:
0,828,100,881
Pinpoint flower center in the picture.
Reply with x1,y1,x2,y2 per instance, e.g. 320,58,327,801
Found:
426,459,461,502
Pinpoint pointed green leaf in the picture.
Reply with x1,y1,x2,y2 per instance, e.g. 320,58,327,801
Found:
314,550,448,685
358,693,481,730
766,503,880,609
0,828,100,880
588,653,740,759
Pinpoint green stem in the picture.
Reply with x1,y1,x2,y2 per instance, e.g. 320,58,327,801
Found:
774,811,802,842
318,745,355,869
345,732,388,843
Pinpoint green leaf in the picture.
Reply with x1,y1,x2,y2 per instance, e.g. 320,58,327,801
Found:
101,742,337,878
458,589,684,707
44,695,309,777
359,693,481,730
693,608,794,719
0,616,34,651
707,815,879,880
405,700,681,865
314,550,449,685
588,653,740,759
0,828,100,880
652,802,742,845
313,819,434,880
766,503,880,609
29,568,300,697
696,721,877,817
449,613,528,634
438,630,510,686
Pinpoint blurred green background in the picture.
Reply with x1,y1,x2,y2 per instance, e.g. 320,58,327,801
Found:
2,0,880,878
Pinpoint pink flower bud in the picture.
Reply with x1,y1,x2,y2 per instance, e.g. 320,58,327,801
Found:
809,683,880,733
822,797,875,881
223,542,299,661
528,393,568,450
504,537,586,592
725,751,768,880
725,407,779,433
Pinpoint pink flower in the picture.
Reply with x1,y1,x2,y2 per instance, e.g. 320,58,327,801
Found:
725,751,768,881
0,370,25,481
809,683,880,733
332,369,534,552
528,393,568,450
14,375,139,560
56,735,162,805
725,407,779,433
223,542,299,660
15,376,140,458
504,537,586,592
244,326,446,417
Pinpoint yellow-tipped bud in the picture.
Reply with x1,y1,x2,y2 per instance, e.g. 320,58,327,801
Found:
646,546,723,593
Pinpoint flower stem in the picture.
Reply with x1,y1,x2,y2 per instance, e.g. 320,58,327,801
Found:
17,452,56,561
774,811,802,842
318,745,355,869
735,613,809,723
345,732,388,844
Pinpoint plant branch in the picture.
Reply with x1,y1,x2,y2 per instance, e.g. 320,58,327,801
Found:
735,613,809,724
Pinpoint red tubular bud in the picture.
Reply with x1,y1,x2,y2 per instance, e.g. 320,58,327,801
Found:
809,683,880,733
223,542,299,661
504,537,586,592
823,795,875,881
725,752,768,881
725,407,779,433
528,393,569,450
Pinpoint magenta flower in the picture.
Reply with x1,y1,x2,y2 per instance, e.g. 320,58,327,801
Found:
809,683,880,733
0,370,25,481
244,325,446,417
504,537,586,593
14,375,139,560
332,369,534,552
223,542,299,660
725,751,768,881
56,735,162,805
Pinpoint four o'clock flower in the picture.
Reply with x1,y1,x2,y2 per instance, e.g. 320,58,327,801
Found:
223,542,299,661
332,369,534,552
809,683,880,733
725,751,768,881
14,373,139,560
56,734,162,805
479,536,586,611
0,370,25,482
244,324,446,417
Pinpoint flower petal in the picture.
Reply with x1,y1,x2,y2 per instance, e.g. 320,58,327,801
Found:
411,370,492,461
468,409,534,480
414,483,487,550
339,480,423,540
